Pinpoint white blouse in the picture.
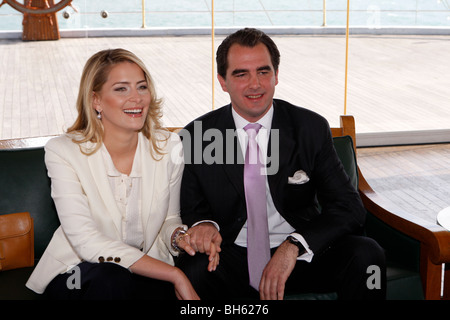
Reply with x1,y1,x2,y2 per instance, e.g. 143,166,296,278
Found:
101,144,144,250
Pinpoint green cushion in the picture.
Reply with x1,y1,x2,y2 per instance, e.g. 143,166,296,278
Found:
0,147,60,260
386,264,424,300
285,291,338,300
0,267,40,300
333,135,358,190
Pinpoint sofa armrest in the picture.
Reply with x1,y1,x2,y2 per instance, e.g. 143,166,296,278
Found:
358,167,450,299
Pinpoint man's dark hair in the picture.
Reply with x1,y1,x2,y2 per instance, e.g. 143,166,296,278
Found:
216,28,281,78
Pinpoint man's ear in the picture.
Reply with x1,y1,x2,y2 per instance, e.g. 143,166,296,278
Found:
217,74,228,93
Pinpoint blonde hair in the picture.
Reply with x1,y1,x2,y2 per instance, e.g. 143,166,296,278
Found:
67,48,167,158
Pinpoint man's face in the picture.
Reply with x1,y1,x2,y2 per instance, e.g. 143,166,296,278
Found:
218,43,279,122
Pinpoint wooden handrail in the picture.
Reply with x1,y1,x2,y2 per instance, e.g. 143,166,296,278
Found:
0,128,183,150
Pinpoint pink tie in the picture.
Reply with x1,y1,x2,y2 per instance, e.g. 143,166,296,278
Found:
244,123,271,290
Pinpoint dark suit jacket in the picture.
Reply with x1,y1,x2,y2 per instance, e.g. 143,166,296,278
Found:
180,99,365,255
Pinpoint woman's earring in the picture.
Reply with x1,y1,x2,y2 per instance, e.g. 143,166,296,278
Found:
96,110,102,120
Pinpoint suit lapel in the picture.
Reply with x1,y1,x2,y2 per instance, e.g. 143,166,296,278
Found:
217,105,246,201
268,100,297,211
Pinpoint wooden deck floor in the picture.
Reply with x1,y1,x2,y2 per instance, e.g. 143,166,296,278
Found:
1,34,450,140
1,33,450,228
357,143,450,225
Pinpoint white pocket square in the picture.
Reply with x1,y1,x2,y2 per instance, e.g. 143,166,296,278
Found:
288,170,310,185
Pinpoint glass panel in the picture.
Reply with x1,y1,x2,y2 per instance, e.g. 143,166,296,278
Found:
1,1,449,30
0,1,449,142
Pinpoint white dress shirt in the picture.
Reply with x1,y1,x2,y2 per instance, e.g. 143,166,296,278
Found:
232,106,313,262
101,144,144,250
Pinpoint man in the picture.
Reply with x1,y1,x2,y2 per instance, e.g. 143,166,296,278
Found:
177,28,385,300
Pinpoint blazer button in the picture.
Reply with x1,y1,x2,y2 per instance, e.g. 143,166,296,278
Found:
107,256,113,262
98,256,105,263
114,257,121,263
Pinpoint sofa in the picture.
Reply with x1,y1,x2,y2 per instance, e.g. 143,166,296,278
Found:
2,116,445,300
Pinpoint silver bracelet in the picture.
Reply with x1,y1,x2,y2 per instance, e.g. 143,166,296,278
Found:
171,228,188,252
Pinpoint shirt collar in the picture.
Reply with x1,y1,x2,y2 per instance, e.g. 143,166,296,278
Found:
101,140,142,178
231,104,274,131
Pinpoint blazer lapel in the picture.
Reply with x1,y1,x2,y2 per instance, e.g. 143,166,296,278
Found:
86,143,123,234
139,133,156,238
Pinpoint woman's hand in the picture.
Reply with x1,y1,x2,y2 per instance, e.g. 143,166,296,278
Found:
171,267,200,300
172,227,196,256
130,255,200,300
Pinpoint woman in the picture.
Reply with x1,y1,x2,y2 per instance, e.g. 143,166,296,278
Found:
26,49,206,299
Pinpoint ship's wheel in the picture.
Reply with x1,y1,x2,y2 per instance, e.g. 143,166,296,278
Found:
0,0,73,41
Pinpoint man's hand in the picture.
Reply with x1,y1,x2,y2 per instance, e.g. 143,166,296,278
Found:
186,223,222,272
259,240,298,300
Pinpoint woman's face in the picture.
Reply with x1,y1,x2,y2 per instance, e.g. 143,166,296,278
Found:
93,61,151,136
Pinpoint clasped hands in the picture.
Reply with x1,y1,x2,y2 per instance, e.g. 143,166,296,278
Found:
174,222,222,272
173,223,299,300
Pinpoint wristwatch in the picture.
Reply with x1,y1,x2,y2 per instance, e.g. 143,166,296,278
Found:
286,236,306,257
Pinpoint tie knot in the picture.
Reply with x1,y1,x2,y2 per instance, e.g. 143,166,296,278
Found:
244,123,262,136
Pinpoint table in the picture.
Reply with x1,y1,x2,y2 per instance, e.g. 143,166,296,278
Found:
438,207,450,231
437,207,450,299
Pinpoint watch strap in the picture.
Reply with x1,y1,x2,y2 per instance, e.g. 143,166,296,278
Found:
286,235,306,257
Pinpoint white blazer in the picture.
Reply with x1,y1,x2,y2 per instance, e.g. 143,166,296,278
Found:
26,131,185,294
